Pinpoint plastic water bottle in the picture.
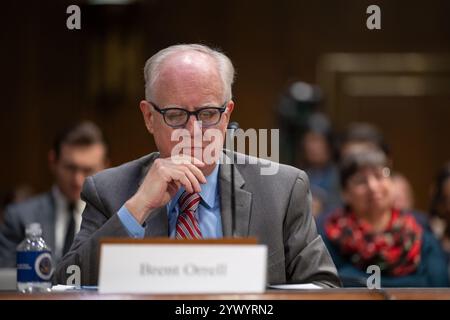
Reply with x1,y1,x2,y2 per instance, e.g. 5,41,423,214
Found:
16,223,54,292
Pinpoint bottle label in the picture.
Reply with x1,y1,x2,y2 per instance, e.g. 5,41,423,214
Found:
17,251,54,282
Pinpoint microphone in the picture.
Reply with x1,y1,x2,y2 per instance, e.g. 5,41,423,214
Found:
227,122,239,237
228,121,239,133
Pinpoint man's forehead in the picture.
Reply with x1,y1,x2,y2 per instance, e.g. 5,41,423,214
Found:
163,51,214,67
158,52,218,79
59,143,106,159
153,52,224,106
173,52,203,66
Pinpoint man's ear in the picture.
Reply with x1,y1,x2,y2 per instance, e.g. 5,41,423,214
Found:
140,100,154,134
48,150,57,173
223,100,235,123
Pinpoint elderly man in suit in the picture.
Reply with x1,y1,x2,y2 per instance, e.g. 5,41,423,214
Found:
55,44,340,287
0,121,108,267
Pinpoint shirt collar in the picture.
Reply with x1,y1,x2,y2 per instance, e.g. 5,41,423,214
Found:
51,185,85,213
167,163,219,212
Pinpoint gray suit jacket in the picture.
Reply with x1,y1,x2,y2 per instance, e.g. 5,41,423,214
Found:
55,151,341,287
0,192,57,267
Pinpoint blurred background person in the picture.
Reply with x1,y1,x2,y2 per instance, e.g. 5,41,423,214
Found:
339,124,430,228
0,185,34,225
310,185,328,219
317,149,449,287
314,122,390,222
298,113,341,217
391,172,415,212
0,121,109,267
338,122,391,163
391,172,430,230
429,163,450,258
277,81,324,165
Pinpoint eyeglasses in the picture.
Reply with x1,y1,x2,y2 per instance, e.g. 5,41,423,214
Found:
148,101,228,128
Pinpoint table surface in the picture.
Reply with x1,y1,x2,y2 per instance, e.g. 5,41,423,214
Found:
1,288,450,300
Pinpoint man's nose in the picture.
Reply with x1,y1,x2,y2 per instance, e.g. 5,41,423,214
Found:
184,116,203,137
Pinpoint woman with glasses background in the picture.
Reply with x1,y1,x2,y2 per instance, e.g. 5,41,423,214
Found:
317,148,449,287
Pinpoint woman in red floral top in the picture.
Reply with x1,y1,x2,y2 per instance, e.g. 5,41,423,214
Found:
317,149,449,287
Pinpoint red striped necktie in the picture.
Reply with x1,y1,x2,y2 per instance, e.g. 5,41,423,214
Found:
176,192,203,239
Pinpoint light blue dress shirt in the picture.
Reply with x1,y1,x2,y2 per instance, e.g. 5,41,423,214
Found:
117,164,222,239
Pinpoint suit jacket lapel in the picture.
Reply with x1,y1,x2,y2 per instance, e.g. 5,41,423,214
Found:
219,153,252,237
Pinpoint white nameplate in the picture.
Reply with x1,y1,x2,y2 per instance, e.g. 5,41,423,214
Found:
98,241,267,294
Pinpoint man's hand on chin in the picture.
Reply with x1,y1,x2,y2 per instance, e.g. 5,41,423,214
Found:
125,155,207,224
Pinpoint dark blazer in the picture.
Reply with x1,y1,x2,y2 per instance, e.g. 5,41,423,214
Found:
55,151,341,287
0,192,56,267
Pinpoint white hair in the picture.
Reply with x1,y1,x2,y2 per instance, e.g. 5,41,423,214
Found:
143,44,235,102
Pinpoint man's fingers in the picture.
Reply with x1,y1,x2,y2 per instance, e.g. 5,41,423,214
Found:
190,156,206,167
166,155,207,185
156,156,208,195
171,170,194,194
171,155,205,167
182,167,202,193
183,163,207,184
167,181,180,197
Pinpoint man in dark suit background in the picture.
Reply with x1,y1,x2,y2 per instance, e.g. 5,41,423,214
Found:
55,44,340,287
0,121,108,266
